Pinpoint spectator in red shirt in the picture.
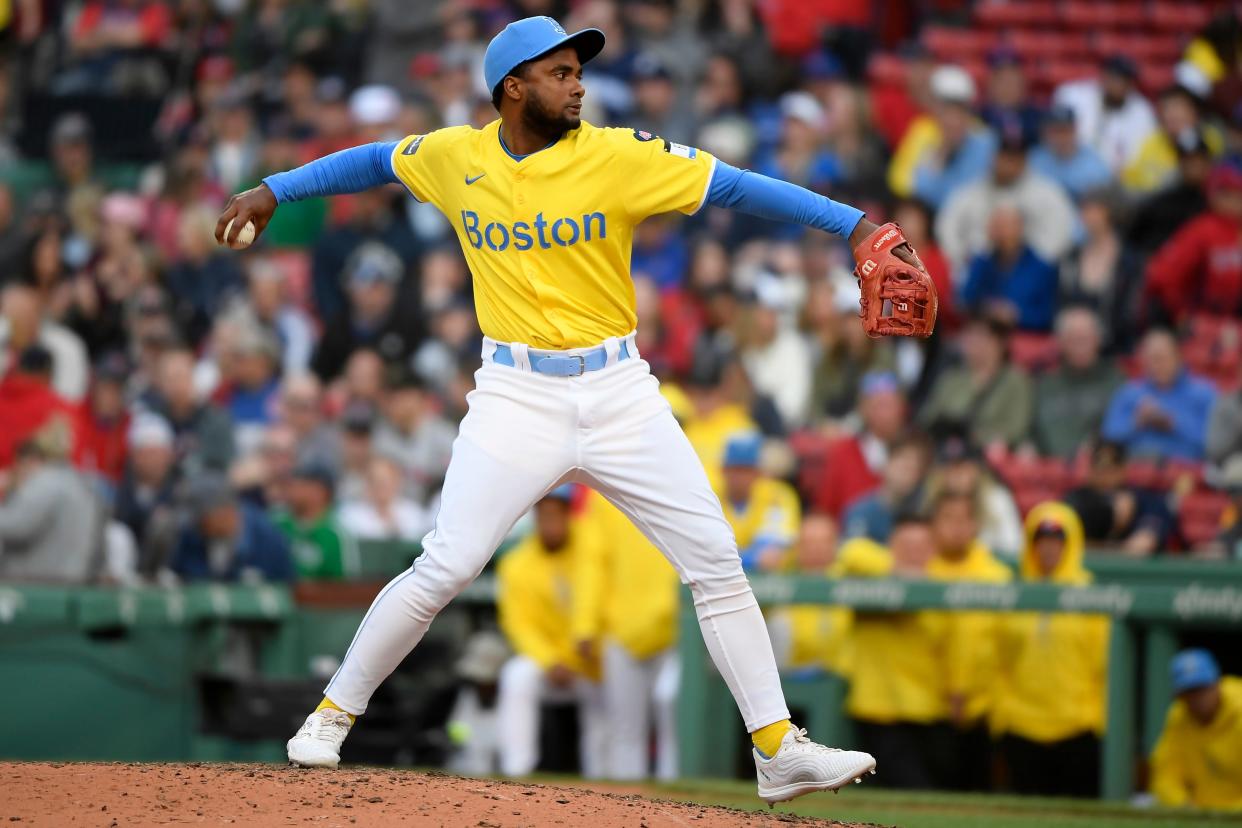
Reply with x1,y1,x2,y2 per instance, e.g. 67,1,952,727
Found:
894,198,957,331
0,346,75,470
60,0,174,95
72,353,131,486
1146,160,1242,324
814,372,908,518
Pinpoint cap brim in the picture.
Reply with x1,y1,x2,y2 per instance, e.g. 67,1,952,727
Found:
535,28,605,70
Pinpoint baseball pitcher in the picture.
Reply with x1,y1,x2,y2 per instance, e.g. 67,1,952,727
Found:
216,16,935,804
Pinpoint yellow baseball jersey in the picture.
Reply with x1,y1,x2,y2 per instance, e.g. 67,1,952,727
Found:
577,491,680,659
721,477,802,554
390,120,716,349
496,524,605,680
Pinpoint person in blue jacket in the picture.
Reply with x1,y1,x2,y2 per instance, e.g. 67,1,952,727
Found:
170,472,295,583
1101,329,1217,461
960,202,1059,331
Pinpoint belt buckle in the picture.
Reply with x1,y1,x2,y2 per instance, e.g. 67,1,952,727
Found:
573,354,586,376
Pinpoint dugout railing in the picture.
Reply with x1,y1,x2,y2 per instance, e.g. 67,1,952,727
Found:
676,569,1242,800
2,546,1240,801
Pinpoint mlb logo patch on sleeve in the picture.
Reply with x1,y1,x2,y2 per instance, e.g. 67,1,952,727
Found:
666,142,696,160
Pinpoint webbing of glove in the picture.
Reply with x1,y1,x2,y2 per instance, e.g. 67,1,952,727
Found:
852,222,938,339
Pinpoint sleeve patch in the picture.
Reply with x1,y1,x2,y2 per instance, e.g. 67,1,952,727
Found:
666,141,697,159
402,135,425,156
632,129,659,142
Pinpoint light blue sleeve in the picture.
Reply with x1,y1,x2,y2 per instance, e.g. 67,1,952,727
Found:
1101,383,1141,444
705,161,865,239
1169,380,1218,459
913,131,996,208
262,141,401,203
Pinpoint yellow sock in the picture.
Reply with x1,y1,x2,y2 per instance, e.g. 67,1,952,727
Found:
315,696,356,725
751,719,792,758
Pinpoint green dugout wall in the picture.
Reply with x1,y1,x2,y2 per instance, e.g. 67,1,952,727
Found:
2,546,1239,802
676,566,1242,800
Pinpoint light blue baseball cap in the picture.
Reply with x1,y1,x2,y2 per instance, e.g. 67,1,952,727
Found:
723,433,763,469
543,483,575,503
484,16,605,96
1171,648,1220,694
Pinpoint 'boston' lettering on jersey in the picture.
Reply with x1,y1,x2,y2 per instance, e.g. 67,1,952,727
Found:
461,209,607,252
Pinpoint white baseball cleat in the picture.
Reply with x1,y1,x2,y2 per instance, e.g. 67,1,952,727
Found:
287,708,353,768
753,725,877,806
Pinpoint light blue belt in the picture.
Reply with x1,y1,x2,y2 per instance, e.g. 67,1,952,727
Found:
492,340,632,377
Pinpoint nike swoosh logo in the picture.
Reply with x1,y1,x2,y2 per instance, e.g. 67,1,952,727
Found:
465,173,486,185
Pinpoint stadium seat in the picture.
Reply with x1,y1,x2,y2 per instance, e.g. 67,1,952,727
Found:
1035,61,1098,90
922,25,998,62
1148,2,1213,33
1014,486,1062,516
1179,489,1231,547
1138,64,1177,96
1125,461,1163,489
1093,31,1187,64
1008,332,1059,373
1181,315,1242,391
1163,460,1205,491
991,452,1073,496
1186,313,1242,345
1009,30,1092,62
867,53,907,86
973,0,1058,28
1062,1,1141,30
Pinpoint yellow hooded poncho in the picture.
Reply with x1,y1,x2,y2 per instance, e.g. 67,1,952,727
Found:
990,502,1110,743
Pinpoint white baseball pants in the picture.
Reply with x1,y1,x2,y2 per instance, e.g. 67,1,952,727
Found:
603,643,680,780
496,655,607,777
323,335,790,735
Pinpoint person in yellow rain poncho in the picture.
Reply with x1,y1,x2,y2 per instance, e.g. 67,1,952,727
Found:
717,432,801,573
925,490,1013,791
1151,648,1242,810
495,485,606,778
841,513,948,790
991,502,1109,798
577,490,682,781
681,355,757,493
765,514,851,674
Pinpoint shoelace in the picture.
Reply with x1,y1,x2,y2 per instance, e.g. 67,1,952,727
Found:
304,711,350,741
787,728,842,754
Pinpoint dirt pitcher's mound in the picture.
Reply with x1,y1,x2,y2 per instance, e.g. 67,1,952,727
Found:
3,762,880,828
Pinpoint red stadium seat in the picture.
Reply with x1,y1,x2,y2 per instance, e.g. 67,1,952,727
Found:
1093,31,1187,64
1009,30,1092,62
1163,460,1206,491
1062,1,1142,30
1185,313,1242,350
1126,461,1163,489
1148,2,1214,33
922,25,999,62
1014,486,1062,517
1008,332,1059,373
991,452,1073,495
1179,490,1231,547
1181,316,1242,391
1036,61,1098,90
974,0,1058,28
867,53,907,86
1138,64,1177,96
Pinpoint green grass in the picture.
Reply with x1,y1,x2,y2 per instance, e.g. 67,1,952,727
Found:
590,778,1242,828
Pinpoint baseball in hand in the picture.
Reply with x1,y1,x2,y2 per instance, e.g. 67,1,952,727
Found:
222,218,257,249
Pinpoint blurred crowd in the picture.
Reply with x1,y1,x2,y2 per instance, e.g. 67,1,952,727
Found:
0,0,1237,807
0,0,1239,587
